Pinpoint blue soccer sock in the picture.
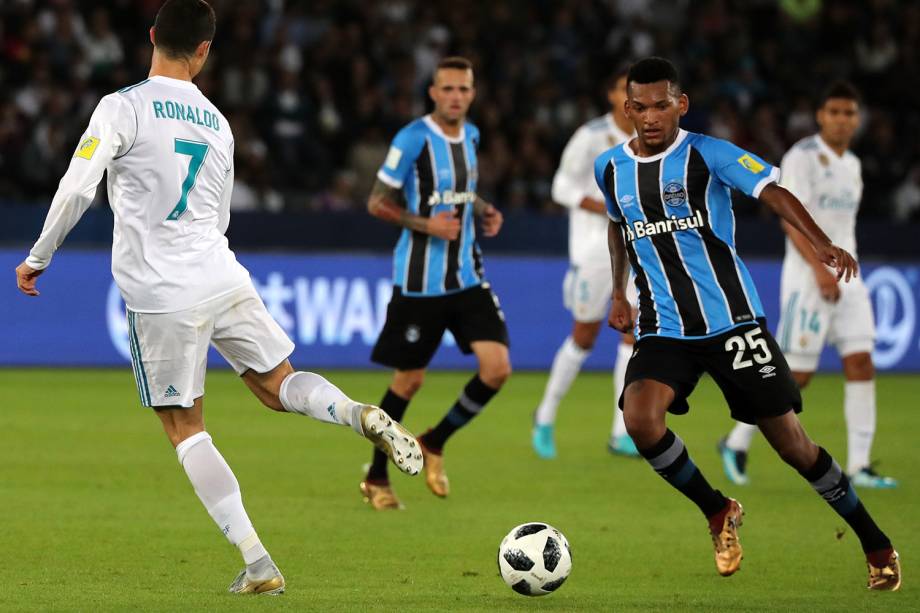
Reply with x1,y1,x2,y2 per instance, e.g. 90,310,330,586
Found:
639,429,727,518
421,375,499,451
799,447,891,555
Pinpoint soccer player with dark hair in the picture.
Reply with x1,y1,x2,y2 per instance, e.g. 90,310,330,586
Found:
597,57,900,589
362,56,510,510
15,0,422,594
532,65,640,460
719,82,897,489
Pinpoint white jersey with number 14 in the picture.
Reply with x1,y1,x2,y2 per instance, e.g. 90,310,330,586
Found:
26,75,249,313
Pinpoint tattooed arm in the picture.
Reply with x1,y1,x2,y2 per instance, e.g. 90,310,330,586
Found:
367,179,459,240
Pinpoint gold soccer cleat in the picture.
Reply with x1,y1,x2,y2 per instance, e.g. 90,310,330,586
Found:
228,566,285,595
358,405,423,476
360,480,404,510
867,549,901,591
419,438,450,498
710,498,744,577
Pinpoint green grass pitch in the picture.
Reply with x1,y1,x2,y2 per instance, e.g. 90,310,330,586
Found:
1,368,916,612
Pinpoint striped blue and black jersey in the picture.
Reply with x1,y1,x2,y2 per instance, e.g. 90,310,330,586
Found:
376,115,483,297
594,129,781,341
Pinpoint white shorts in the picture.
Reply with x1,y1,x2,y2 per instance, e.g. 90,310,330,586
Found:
126,284,295,408
563,265,637,323
776,263,875,372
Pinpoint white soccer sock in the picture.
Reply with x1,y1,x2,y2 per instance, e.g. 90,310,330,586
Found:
279,371,364,435
725,422,758,452
176,432,268,565
844,380,876,474
610,342,633,438
535,336,590,426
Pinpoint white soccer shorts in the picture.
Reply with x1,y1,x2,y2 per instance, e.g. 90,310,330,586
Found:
126,283,295,408
563,265,637,323
776,264,875,372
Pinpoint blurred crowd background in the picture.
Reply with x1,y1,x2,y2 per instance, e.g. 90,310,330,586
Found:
2,0,919,223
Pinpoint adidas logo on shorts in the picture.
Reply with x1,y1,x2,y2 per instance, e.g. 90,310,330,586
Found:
164,385,181,398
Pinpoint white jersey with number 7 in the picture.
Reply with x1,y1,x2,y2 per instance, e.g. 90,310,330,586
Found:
25,75,249,313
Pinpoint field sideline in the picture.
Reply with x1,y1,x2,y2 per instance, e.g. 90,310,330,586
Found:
1,369,916,612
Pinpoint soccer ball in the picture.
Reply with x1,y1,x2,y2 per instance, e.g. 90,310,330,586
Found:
497,522,572,596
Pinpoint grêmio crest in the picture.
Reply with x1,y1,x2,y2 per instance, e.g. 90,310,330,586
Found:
663,182,686,207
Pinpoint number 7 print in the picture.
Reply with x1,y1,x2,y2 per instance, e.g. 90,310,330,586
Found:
166,138,210,221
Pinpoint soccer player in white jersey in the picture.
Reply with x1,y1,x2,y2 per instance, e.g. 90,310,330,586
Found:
719,82,897,489
532,67,640,459
14,0,421,595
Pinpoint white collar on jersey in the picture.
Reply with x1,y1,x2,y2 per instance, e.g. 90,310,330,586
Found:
423,114,466,143
815,133,851,161
148,75,200,90
622,128,688,163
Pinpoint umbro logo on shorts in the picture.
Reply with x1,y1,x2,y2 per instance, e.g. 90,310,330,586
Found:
164,385,181,398
758,365,776,379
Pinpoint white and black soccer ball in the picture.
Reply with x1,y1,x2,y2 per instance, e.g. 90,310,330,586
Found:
497,522,572,596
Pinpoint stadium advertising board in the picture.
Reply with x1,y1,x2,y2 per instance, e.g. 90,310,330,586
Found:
2,249,919,372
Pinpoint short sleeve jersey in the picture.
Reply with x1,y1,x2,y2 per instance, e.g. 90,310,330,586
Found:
377,115,484,297
594,129,780,340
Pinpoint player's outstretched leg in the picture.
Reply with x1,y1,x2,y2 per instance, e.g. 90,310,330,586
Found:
158,402,285,595
757,411,900,590
419,341,510,496
608,340,639,457
623,379,742,577
533,335,590,459
718,423,757,485
243,362,423,477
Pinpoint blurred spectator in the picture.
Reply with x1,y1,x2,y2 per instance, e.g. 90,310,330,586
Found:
311,170,358,212
858,112,910,217
0,0,916,219
82,8,124,82
893,164,920,222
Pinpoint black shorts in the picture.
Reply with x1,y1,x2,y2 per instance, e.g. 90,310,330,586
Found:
371,284,510,370
620,321,802,425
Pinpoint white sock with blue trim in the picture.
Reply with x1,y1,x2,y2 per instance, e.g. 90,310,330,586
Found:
279,371,364,435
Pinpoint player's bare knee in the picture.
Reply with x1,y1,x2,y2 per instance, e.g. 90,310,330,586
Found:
480,359,511,389
571,330,597,351
792,371,813,388
156,407,205,448
572,321,601,350
249,382,285,411
843,352,874,381
622,406,660,447
259,391,286,412
243,361,293,412
392,371,425,398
